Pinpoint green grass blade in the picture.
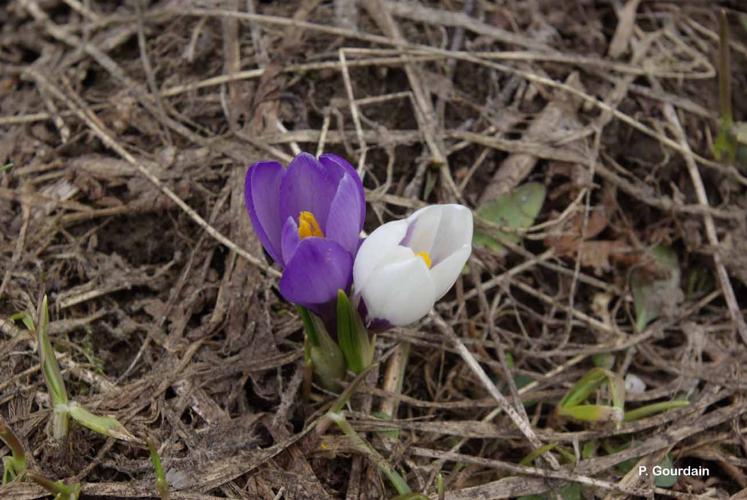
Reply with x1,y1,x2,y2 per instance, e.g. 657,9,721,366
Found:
623,400,690,422
327,411,412,496
148,438,170,500
27,471,81,500
0,420,27,483
557,404,624,424
67,402,139,443
559,368,608,408
36,295,69,441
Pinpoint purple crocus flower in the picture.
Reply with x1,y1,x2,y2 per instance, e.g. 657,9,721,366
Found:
245,152,365,318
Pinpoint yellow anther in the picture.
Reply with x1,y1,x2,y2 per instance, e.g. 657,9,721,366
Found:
298,211,324,239
416,251,432,269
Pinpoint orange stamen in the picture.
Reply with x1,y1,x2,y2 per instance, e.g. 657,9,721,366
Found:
298,211,324,239
416,251,432,268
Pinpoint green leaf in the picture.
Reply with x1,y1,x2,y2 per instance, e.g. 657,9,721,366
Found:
504,352,514,368
504,353,536,391
685,266,714,300
616,456,637,474
518,484,581,500
520,443,557,466
9,311,35,331
581,440,598,460
560,483,582,500
474,182,546,253
336,290,373,374
327,411,412,496
301,308,345,392
630,245,681,332
557,368,625,424
654,454,678,488
27,471,80,500
607,373,626,412
0,421,27,483
519,443,575,466
559,368,612,408
328,362,379,414
67,402,139,442
148,438,170,499
623,400,690,422
713,122,738,163
592,353,615,370
436,473,444,499
372,411,400,439
298,306,320,348
36,296,69,441
514,374,534,390
557,404,623,424
391,494,428,500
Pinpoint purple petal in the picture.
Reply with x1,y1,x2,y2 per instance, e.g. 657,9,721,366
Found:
245,161,285,263
279,153,339,233
279,238,353,311
280,216,301,265
356,298,392,332
319,153,366,227
325,173,363,256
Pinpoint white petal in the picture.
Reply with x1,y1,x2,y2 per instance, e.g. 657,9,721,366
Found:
404,205,443,254
430,245,471,299
624,374,646,394
356,244,414,295
359,256,436,326
353,219,408,292
429,204,473,263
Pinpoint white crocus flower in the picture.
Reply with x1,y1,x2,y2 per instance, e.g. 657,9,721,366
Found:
353,204,473,326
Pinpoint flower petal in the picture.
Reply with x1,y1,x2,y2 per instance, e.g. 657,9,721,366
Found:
279,238,353,311
319,153,366,227
353,219,409,294
280,216,301,265
429,204,473,264
401,205,443,255
279,153,339,232
245,161,285,263
430,245,470,299
358,256,436,326
326,173,363,255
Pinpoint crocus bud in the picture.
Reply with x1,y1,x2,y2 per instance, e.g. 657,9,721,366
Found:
353,204,473,326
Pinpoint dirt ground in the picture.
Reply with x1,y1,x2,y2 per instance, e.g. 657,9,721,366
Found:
2,0,747,498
